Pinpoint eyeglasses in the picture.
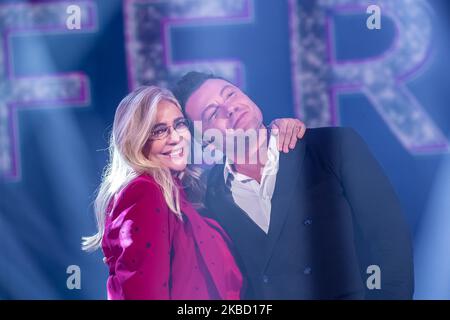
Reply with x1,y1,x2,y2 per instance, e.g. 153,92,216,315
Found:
150,118,191,140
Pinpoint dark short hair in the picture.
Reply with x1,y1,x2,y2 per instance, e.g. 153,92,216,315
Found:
172,71,229,112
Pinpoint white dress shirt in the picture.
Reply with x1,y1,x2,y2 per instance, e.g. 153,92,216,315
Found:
223,132,280,234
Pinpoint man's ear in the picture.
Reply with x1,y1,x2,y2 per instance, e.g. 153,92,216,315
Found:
202,138,216,151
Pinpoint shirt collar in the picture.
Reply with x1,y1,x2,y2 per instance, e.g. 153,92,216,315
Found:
223,131,280,184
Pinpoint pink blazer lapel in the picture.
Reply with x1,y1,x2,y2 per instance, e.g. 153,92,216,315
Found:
180,199,241,300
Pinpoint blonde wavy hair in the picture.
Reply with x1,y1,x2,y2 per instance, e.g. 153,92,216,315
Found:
82,86,202,252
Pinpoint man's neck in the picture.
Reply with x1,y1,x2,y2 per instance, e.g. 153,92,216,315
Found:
230,125,269,184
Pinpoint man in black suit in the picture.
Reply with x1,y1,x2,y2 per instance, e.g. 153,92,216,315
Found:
173,72,414,299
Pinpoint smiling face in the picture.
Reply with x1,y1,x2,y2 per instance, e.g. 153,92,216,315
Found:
146,100,191,172
184,79,264,135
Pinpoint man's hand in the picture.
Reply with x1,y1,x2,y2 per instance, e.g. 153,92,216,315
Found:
269,118,306,153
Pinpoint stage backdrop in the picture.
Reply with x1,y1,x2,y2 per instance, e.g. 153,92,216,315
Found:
0,0,449,299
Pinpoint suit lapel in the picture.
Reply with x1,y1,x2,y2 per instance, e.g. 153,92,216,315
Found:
206,140,307,272
207,165,268,240
206,168,272,284
262,140,306,271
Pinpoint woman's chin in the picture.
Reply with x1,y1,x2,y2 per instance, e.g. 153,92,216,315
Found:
166,160,188,172
155,154,189,172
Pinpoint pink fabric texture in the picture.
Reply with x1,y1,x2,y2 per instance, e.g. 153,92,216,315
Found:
101,173,243,300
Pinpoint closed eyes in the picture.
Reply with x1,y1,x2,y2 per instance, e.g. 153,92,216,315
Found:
209,106,219,121
206,92,235,121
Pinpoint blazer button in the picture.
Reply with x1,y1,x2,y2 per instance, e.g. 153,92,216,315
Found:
303,267,312,275
263,275,269,283
303,218,313,226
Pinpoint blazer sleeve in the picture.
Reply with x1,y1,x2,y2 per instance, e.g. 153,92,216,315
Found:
338,128,414,299
109,179,171,299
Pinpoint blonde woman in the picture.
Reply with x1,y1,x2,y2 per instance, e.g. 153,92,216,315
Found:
83,86,304,299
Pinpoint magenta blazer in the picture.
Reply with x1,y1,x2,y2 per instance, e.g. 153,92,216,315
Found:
101,173,243,300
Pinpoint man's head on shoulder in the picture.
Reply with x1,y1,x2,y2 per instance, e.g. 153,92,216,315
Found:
172,71,264,135
172,71,306,169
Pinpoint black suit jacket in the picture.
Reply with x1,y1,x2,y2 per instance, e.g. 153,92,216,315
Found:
204,127,414,299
